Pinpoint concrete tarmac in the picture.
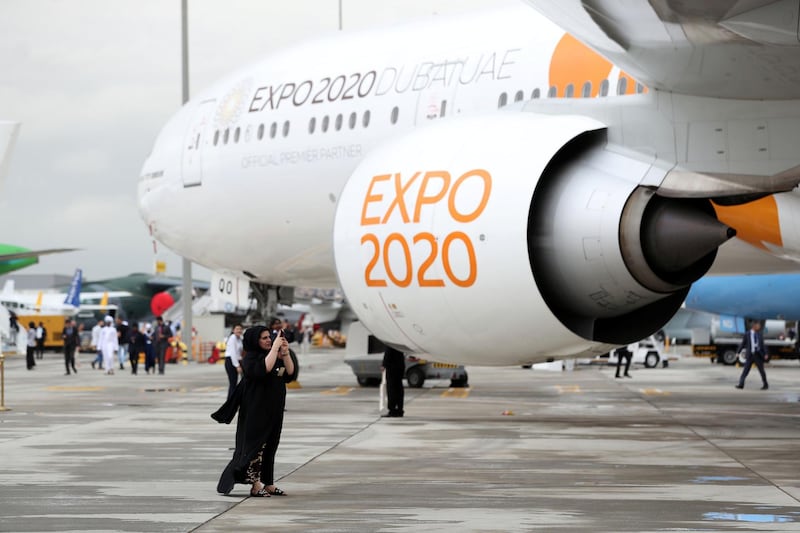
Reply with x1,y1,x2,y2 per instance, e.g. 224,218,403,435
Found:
0,348,798,532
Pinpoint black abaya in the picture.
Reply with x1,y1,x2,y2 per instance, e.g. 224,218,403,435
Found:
217,327,297,492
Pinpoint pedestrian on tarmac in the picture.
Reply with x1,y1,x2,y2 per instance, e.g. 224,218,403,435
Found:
143,323,156,374
736,321,769,390
100,316,119,375
62,318,80,375
216,325,297,497
614,344,634,379
128,323,146,375
154,316,170,375
116,317,129,371
224,324,244,400
90,319,103,370
25,321,36,370
382,346,405,417
35,321,46,359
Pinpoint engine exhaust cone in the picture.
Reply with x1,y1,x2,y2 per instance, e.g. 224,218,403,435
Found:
642,198,736,276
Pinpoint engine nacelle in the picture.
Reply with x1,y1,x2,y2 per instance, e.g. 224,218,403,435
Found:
333,114,731,365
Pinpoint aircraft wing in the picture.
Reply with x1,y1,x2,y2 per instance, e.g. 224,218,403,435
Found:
79,291,133,299
0,248,77,261
523,0,800,99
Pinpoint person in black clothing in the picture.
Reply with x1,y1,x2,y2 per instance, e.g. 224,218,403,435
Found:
61,318,80,375
154,316,170,375
216,325,297,497
614,345,633,378
382,347,405,417
128,323,146,375
36,322,47,359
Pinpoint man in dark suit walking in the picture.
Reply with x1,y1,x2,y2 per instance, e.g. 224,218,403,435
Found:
736,322,769,390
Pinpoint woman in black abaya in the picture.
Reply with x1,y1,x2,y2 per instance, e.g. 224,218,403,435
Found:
217,325,296,497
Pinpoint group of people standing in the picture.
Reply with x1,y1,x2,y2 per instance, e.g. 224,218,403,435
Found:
87,315,173,375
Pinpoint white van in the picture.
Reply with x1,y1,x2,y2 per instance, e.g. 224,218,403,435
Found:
606,336,669,368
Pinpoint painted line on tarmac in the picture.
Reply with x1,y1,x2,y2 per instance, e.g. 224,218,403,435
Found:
440,388,470,398
554,385,582,394
46,386,106,392
640,388,670,396
321,386,354,395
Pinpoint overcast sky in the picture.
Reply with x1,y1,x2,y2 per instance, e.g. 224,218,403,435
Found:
0,0,515,282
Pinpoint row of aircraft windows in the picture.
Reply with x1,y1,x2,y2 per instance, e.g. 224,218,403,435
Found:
212,106,401,147
498,78,645,107
209,77,645,147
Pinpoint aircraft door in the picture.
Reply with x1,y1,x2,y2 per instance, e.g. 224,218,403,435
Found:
181,99,216,187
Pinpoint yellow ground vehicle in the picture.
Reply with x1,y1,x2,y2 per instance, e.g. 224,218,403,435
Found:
16,314,71,351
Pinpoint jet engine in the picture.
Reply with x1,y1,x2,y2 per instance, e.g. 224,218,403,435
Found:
332,114,734,365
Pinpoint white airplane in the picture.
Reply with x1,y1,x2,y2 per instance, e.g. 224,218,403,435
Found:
0,269,129,316
138,2,800,366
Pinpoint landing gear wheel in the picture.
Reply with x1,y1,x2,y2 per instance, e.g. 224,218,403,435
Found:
406,367,425,388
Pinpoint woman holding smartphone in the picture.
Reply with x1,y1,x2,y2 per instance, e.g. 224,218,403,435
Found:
217,325,297,497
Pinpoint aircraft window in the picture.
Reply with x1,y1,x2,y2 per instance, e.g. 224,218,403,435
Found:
282,121,289,137
636,82,644,94
223,128,230,144
322,115,330,132
532,88,540,99
617,77,628,95
548,86,557,98
233,127,240,143
309,117,316,134
497,92,507,108
257,123,265,140
390,106,399,124
440,100,447,117
270,122,277,139
600,79,609,97
335,113,343,131
565,84,574,98
362,110,371,128
582,81,592,98
514,90,524,102
348,112,357,129
213,130,220,146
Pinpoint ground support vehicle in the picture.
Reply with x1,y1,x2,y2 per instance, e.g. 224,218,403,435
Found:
692,317,800,365
585,336,670,368
694,337,800,365
344,354,468,388
343,320,467,388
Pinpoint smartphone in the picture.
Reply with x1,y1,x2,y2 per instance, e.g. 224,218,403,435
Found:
279,330,285,337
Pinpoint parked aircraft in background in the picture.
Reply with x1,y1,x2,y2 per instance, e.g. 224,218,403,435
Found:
0,269,127,316
78,272,210,321
685,273,800,321
139,2,800,366
0,244,78,275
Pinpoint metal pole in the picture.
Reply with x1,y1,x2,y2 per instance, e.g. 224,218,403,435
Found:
0,354,9,411
338,0,342,30
180,0,193,355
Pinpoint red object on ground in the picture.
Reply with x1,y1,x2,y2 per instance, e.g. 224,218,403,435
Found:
208,346,220,364
150,291,175,316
